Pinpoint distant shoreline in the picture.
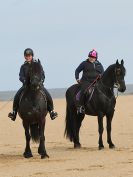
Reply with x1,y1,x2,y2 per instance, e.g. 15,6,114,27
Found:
0,88,67,101
0,85,132,101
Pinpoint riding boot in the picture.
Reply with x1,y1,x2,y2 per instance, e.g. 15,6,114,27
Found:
76,82,89,115
76,92,85,114
77,95,85,114
49,111,58,120
8,110,17,121
8,96,18,121
42,87,58,120
8,87,24,121
77,96,85,114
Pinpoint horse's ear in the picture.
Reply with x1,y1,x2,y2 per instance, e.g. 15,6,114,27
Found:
121,59,124,65
38,59,41,64
116,59,119,65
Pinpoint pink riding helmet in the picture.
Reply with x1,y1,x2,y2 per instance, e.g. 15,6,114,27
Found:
88,49,98,59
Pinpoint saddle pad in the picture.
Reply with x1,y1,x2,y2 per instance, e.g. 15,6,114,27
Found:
76,90,81,101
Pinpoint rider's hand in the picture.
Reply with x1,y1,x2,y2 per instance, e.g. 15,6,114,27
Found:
77,79,80,84
98,74,102,79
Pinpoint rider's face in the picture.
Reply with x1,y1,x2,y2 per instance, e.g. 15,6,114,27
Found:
89,57,96,63
24,55,33,62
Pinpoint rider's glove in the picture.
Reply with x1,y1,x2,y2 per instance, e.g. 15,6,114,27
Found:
77,79,80,84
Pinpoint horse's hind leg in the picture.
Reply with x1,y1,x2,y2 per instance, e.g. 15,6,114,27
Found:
74,114,84,149
106,112,115,149
97,114,104,150
23,122,33,158
38,121,49,159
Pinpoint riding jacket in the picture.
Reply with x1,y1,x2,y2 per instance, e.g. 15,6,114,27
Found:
19,59,45,84
75,59,104,82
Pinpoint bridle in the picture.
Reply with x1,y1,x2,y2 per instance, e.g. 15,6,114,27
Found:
114,67,121,89
99,66,123,99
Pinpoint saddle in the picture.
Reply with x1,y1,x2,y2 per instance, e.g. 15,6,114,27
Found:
76,84,95,102
19,88,47,105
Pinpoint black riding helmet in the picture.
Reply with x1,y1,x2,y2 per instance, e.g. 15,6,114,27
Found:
24,48,34,56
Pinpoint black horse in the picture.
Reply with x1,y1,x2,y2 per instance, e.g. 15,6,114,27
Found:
65,60,126,150
18,60,49,159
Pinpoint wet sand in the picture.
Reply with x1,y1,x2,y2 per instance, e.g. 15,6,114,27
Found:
0,96,133,177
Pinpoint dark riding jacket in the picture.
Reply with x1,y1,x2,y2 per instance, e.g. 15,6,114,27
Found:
19,59,45,84
75,59,104,82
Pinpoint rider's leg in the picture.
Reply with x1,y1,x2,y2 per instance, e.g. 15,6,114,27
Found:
77,82,89,114
8,87,24,121
41,87,58,120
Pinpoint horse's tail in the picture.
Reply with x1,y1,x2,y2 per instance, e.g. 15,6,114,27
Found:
30,123,40,143
64,89,76,142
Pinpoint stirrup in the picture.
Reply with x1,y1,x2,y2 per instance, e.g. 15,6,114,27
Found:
77,106,85,114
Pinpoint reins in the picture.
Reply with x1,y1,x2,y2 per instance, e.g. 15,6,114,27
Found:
99,78,119,100
86,75,101,91
84,75,101,101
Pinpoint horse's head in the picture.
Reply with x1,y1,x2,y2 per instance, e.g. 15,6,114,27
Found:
29,59,42,90
114,59,126,92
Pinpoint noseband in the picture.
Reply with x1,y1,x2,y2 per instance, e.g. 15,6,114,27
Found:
114,67,121,89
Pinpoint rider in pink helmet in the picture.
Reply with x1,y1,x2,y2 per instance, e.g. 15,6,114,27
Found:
75,49,104,114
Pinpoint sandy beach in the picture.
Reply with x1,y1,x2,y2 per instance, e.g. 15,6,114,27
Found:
0,95,133,177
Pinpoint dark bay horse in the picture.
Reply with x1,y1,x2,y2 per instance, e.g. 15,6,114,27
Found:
18,60,49,159
65,60,126,150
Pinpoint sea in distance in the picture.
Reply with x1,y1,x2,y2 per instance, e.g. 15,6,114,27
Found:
0,84,133,101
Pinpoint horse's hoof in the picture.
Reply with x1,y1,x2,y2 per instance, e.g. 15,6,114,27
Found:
41,154,49,159
23,152,33,158
74,143,81,149
109,144,115,149
99,145,104,150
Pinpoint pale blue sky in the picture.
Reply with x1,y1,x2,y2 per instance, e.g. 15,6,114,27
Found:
0,0,132,91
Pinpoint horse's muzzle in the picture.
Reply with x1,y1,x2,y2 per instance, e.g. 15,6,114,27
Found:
118,83,126,92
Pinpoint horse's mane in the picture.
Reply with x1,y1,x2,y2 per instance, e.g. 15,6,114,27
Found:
31,60,42,74
103,62,126,77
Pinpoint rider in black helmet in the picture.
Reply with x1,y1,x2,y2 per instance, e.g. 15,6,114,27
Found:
8,48,58,121
24,48,34,56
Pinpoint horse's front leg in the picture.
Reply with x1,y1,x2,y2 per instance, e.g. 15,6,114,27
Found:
106,112,115,149
97,114,104,150
23,121,33,158
38,119,49,159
